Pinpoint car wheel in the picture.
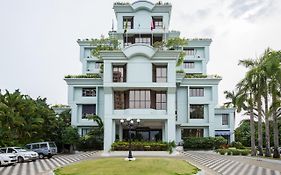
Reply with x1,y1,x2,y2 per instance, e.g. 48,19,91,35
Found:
18,156,24,163
39,154,44,159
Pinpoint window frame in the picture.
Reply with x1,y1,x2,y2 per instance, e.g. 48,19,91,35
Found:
112,64,127,82
155,91,167,110
189,88,204,97
190,104,204,119
82,88,96,97
184,62,195,69
123,16,134,29
82,104,96,119
222,114,229,125
153,64,167,82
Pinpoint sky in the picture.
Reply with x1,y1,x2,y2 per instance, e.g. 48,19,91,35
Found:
0,0,281,127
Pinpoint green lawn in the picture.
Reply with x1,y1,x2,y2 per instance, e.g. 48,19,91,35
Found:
54,158,199,175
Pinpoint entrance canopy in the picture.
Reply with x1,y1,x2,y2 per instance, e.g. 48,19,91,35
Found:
215,130,230,136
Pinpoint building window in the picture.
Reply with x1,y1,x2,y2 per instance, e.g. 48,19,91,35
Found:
184,62,195,69
222,114,229,125
190,105,204,119
153,16,163,29
181,128,204,138
114,91,128,109
156,91,167,110
113,64,126,82
82,88,96,97
153,64,167,82
95,62,102,69
190,88,204,97
135,37,151,45
81,128,92,136
82,104,96,119
129,90,151,109
123,16,134,29
184,48,195,55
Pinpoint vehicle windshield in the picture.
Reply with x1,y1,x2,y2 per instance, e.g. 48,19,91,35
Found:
14,147,27,152
49,142,56,147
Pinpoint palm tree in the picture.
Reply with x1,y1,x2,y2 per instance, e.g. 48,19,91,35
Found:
236,76,256,156
263,50,281,158
239,59,265,156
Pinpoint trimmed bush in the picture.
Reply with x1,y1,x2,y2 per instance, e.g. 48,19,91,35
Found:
183,137,227,150
230,141,245,149
217,148,250,156
111,141,170,151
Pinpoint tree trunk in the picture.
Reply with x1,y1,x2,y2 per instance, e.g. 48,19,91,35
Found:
250,95,256,156
264,92,271,157
257,96,263,156
272,87,280,158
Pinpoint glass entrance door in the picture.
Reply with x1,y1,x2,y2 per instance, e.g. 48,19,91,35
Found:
123,128,162,141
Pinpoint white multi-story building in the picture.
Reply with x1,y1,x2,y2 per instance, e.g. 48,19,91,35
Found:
65,1,235,152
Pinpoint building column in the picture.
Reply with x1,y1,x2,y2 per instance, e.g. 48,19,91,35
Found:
119,124,123,141
112,120,116,143
176,126,181,143
167,118,176,142
103,118,113,152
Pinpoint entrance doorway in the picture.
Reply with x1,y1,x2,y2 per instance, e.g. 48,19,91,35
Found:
123,128,162,141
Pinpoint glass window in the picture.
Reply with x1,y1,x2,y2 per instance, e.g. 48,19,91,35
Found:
190,88,204,97
0,148,6,153
32,144,39,149
184,62,195,69
181,128,204,138
190,105,204,119
82,104,96,119
81,128,92,136
222,114,229,125
184,48,195,55
153,16,163,29
82,88,96,97
153,65,167,82
123,16,134,29
113,65,126,82
7,148,15,153
25,145,31,149
40,144,48,148
155,92,167,110
114,91,125,109
135,37,151,45
129,90,150,109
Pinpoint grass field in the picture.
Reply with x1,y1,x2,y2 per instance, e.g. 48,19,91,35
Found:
54,158,199,175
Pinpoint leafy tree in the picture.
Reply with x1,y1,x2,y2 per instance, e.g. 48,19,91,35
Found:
61,126,80,153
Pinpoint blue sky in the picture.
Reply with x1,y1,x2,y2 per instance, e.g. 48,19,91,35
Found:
0,0,281,126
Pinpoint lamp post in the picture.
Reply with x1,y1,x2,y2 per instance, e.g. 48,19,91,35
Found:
120,118,140,161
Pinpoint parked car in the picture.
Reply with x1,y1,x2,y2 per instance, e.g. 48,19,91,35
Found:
0,147,38,163
25,142,57,159
0,150,17,166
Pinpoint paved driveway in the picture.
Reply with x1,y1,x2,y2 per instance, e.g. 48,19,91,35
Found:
0,151,96,175
182,151,281,175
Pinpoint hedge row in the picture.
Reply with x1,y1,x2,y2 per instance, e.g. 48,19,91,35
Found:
111,141,169,151
183,137,227,150
217,148,250,156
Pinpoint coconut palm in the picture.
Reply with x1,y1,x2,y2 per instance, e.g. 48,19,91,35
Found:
236,76,256,156
263,50,281,158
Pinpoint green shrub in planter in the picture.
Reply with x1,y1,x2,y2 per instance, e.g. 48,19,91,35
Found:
226,149,232,155
183,137,227,150
231,149,240,155
230,141,245,149
217,149,227,155
111,141,170,151
240,149,250,156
